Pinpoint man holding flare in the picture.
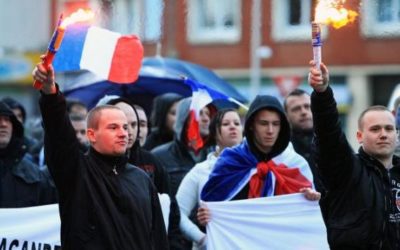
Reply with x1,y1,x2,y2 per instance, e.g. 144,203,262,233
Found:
32,60,168,249
308,60,400,249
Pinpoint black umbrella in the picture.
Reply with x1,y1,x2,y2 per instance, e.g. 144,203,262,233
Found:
62,57,247,113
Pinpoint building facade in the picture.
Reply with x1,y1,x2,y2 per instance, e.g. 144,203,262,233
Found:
1,0,399,147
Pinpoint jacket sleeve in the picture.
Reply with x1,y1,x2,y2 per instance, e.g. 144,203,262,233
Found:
39,88,81,197
176,167,206,243
311,86,355,190
152,153,172,195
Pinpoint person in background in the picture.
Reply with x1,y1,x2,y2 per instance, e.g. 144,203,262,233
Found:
1,97,27,124
176,108,243,250
283,89,325,193
0,100,57,207
32,63,168,250
308,60,400,249
391,95,400,157
152,97,216,196
144,93,183,151
1,96,40,156
66,98,88,117
69,113,89,151
283,89,313,160
133,104,149,147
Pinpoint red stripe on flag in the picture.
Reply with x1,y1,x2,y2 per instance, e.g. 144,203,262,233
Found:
187,110,204,154
108,35,143,83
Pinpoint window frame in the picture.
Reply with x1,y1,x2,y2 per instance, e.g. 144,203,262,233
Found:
271,0,328,42
108,0,163,42
186,0,242,44
361,0,400,38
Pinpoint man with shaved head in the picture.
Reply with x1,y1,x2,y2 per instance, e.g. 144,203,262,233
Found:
308,60,400,249
32,63,168,250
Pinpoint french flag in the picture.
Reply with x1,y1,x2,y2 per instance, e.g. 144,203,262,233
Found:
53,24,143,83
184,78,231,153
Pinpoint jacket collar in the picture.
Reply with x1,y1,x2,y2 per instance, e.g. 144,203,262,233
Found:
358,147,400,172
88,147,129,175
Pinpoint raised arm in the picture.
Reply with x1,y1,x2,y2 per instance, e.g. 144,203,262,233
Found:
32,62,82,196
308,61,355,190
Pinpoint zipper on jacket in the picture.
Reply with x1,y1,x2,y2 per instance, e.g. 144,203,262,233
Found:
112,165,118,175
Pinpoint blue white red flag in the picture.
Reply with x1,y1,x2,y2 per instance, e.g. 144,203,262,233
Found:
53,24,143,83
184,78,231,153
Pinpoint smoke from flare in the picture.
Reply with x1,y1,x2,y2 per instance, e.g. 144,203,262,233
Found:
314,0,358,29
61,9,95,29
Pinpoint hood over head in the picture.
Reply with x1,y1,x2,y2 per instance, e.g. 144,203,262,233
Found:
244,95,290,160
1,97,26,123
150,93,183,131
173,97,217,144
0,101,24,140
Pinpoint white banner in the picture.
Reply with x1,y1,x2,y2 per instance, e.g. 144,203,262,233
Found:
0,204,61,250
0,193,171,250
205,194,329,250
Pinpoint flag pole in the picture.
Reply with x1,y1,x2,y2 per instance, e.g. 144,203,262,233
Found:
228,97,249,111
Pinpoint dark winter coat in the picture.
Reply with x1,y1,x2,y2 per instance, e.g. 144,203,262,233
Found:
291,129,326,194
312,86,400,250
40,90,168,250
151,98,211,196
0,101,57,207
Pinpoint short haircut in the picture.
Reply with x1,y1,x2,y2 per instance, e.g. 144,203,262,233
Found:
69,113,86,122
283,89,309,111
358,105,391,130
87,105,121,129
66,99,87,114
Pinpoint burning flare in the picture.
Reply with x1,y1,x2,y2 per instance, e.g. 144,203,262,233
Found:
61,8,95,29
314,0,358,29
33,8,95,89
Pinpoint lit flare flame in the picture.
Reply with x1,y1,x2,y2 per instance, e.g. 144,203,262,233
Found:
60,8,95,29
314,0,358,29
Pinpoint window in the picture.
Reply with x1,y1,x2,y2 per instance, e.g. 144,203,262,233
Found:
0,0,50,51
271,0,327,42
187,0,241,44
109,0,163,42
361,0,400,38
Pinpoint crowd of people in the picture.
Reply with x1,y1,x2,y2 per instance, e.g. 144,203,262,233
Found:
0,58,399,249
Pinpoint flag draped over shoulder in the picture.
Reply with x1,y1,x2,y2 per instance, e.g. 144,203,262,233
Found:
201,141,313,201
205,194,329,250
184,78,230,153
53,24,143,83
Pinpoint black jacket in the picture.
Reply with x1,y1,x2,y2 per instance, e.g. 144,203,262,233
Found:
129,147,183,250
151,98,210,196
40,90,168,250
0,101,56,207
291,129,326,194
311,86,400,250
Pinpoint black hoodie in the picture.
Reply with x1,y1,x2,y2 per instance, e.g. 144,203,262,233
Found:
144,93,183,151
0,101,57,207
244,95,291,161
